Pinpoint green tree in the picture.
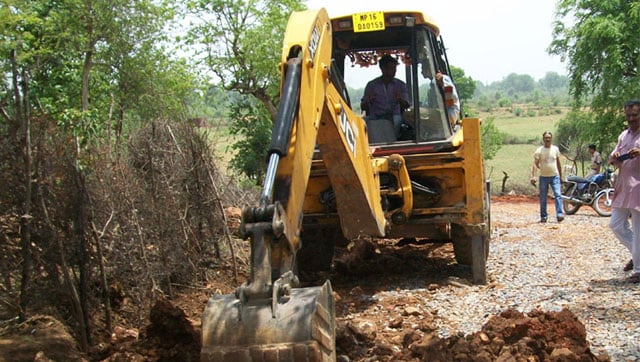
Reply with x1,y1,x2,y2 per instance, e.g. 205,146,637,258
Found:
538,71,568,91
227,97,272,184
555,110,596,175
450,65,476,102
555,110,593,152
502,73,536,94
0,0,195,145
185,0,305,181
480,117,503,161
185,0,305,120
0,0,199,349
549,0,640,145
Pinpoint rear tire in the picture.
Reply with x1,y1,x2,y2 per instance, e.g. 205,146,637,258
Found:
296,228,338,284
452,225,489,284
471,234,488,284
593,189,614,217
563,199,581,215
562,184,581,215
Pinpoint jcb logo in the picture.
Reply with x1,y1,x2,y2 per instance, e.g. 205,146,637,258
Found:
308,24,320,61
339,109,356,156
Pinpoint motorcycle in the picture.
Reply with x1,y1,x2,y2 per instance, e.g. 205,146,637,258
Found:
561,169,615,217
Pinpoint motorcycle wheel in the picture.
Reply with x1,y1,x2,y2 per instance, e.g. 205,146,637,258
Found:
562,183,581,215
593,188,614,217
562,197,581,215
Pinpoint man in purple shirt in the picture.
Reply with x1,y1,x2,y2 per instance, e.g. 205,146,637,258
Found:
360,54,410,139
609,99,640,282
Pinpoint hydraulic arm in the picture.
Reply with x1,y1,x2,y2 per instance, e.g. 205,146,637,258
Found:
201,9,407,361
200,6,489,361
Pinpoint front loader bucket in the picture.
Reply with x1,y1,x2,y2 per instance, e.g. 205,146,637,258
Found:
201,281,335,361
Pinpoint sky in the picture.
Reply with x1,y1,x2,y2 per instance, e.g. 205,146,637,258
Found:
304,0,567,85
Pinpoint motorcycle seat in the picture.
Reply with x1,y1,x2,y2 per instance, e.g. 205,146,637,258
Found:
567,176,590,183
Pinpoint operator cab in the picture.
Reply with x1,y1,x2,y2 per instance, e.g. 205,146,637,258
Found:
331,11,459,148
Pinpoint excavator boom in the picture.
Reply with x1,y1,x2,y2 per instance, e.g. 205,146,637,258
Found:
202,9,389,361
202,7,489,361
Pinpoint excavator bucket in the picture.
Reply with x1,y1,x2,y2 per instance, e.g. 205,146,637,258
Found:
201,281,335,361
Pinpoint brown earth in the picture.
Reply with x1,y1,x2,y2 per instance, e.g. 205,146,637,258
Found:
0,195,609,361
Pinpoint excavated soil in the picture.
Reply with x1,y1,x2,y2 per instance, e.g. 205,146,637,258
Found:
0,196,616,361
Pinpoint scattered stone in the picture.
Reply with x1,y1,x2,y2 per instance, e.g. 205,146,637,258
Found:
551,347,575,359
403,306,421,316
332,200,625,361
388,317,403,329
110,326,138,343
479,332,490,343
347,320,377,341
402,330,422,347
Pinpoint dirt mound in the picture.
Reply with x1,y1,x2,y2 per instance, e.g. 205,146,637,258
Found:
0,315,85,362
90,299,202,362
419,308,609,361
0,296,611,361
140,298,200,362
337,308,610,361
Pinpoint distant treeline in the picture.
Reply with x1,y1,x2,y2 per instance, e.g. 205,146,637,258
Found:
472,72,571,111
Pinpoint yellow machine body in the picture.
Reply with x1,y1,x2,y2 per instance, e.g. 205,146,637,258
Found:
202,8,489,361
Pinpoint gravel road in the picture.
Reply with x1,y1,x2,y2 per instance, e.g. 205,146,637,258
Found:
333,196,640,361
437,198,639,360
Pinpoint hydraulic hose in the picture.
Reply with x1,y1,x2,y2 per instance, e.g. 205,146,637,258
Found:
260,56,302,206
269,57,302,157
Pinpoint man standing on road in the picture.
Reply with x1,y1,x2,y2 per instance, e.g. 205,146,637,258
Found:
609,99,640,282
530,131,564,223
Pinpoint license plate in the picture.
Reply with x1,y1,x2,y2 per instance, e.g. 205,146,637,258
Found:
352,11,385,33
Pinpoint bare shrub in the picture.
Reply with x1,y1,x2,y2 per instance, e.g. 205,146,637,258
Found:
0,115,255,336
87,120,254,326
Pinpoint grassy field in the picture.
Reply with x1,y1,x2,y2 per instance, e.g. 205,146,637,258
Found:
486,144,538,195
201,122,237,174
479,107,568,195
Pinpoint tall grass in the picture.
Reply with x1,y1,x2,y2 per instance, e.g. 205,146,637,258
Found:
203,121,237,173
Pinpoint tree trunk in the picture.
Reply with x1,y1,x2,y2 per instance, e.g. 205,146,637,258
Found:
73,15,96,346
12,49,32,322
72,167,92,348
37,183,89,352
81,2,95,114
253,89,278,122
90,217,113,334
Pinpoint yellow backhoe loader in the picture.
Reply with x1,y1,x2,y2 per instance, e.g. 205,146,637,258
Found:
201,8,490,361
